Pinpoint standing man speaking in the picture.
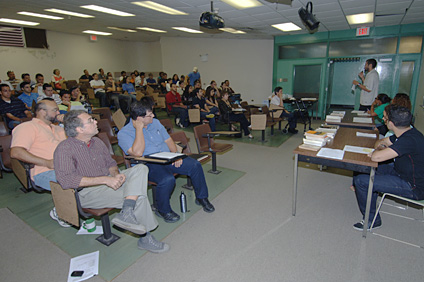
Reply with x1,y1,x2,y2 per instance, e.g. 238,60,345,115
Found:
353,58,379,111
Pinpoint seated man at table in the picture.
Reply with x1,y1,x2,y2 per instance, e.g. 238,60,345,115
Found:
55,110,168,253
352,105,424,230
118,98,215,223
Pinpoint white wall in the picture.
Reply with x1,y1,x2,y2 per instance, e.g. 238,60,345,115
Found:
160,37,274,103
0,30,163,82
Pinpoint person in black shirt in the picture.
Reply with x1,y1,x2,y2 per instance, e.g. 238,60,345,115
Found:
353,105,424,231
158,73,168,94
192,88,217,131
0,84,32,129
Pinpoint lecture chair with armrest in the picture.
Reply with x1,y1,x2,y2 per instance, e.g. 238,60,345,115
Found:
263,105,284,131
92,107,116,128
0,135,12,179
50,181,120,246
96,132,125,167
97,118,118,145
0,120,9,136
193,124,233,174
10,158,45,193
160,119,174,134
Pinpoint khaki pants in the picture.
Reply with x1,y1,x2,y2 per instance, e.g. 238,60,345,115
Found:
78,164,158,231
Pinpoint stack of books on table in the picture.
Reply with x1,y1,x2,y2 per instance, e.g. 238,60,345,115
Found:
314,125,339,138
325,111,345,123
299,130,330,151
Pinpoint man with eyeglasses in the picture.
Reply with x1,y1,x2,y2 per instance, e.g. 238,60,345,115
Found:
54,110,169,253
10,98,71,227
118,98,215,224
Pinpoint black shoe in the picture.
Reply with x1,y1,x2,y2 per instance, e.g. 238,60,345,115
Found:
288,128,298,134
195,198,215,213
155,210,180,223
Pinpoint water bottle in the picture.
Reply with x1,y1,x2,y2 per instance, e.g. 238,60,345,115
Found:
180,191,187,213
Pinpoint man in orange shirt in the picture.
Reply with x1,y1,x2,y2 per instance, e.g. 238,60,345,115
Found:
11,98,70,227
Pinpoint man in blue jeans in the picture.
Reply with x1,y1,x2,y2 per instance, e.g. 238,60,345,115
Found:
118,98,215,223
353,105,424,231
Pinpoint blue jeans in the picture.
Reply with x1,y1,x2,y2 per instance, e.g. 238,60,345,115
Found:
172,106,189,127
33,170,57,191
353,163,417,223
200,111,216,131
146,157,209,213
280,111,297,129
8,120,21,129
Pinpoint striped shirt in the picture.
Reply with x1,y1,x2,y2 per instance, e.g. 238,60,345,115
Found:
54,137,117,189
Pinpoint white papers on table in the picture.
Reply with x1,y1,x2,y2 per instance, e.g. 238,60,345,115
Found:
232,108,246,112
352,110,365,114
332,111,346,115
148,152,185,159
317,148,345,160
353,117,373,123
343,145,374,154
356,112,371,116
67,251,99,282
76,225,104,235
356,132,377,138
301,98,317,101
326,115,342,122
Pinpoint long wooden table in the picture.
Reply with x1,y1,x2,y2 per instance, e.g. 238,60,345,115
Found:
293,127,379,237
326,110,376,130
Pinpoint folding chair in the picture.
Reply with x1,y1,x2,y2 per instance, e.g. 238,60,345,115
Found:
193,124,233,174
50,182,120,246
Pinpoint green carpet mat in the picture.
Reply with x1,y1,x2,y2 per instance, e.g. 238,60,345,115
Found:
0,164,245,281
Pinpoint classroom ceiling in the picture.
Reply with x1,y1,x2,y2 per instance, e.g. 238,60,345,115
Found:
1,0,423,42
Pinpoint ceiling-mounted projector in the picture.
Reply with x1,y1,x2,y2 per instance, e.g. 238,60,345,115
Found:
199,11,224,29
199,1,224,29
298,1,320,34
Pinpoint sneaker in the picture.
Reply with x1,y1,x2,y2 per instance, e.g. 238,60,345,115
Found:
353,219,382,231
175,117,180,126
178,122,185,129
155,210,180,223
138,232,170,253
205,114,215,119
112,209,146,235
195,198,215,213
288,128,298,134
50,207,72,228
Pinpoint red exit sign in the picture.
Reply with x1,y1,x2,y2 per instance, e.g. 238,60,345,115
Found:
356,27,370,36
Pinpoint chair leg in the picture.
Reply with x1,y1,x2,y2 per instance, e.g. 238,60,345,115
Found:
370,194,387,230
95,214,120,246
261,130,266,142
271,125,274,136
182,177,194,190
151,185,157,211
208,151,221,174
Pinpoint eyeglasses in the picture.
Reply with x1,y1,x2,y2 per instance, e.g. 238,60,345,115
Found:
83,117,96,125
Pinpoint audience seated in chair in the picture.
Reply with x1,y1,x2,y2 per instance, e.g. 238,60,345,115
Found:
0,84,32,129
192,88,217,131
54,110,168,253
18,81,39,110
105,75,131,113
10,98,71,227
166,83,189,128
117,98,215,224
270,86,298,134
121,76,137,104
37,83,62,105
218,90,253,138
89,73,108,107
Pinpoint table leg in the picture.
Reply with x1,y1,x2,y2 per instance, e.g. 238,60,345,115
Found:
362,167,375,238
293,154,298,216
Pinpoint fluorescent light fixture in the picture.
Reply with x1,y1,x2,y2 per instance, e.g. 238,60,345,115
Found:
81,5,135,17
0,18,39,26
44,8,94,18
107,27,137,33
132,1,188,15
137,27,167,33
346,13,374,25
272,23,302,32
172,27,203,34
82,30,112,36
221,0,262,9
17,11,63,20
219,27,246,34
